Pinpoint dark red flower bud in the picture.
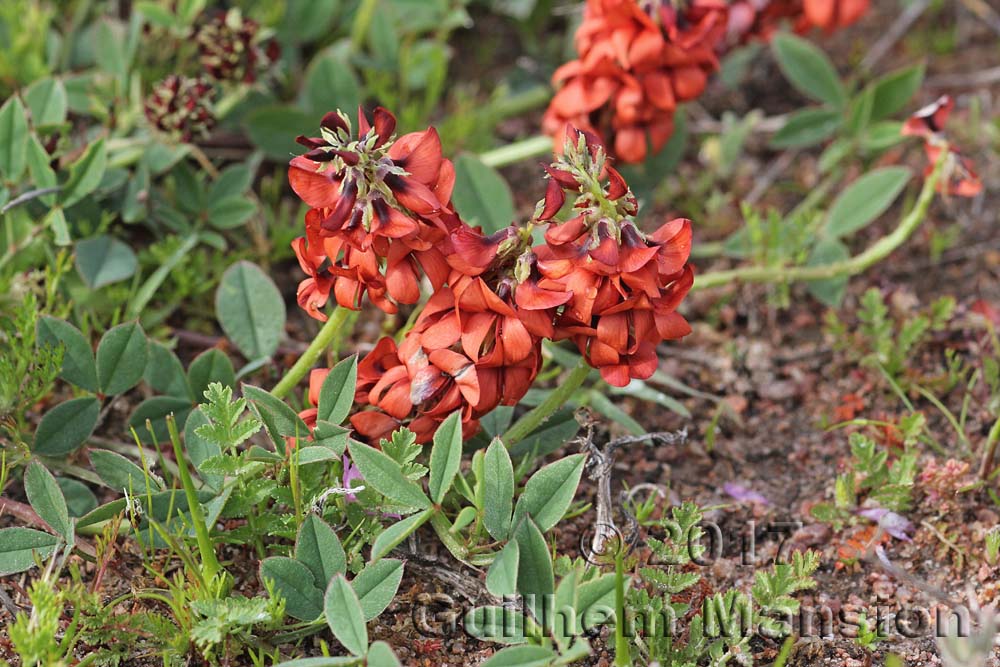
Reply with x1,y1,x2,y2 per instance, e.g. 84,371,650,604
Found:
321,111,349,134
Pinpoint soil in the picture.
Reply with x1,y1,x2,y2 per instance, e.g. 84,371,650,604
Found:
3,3,1000,666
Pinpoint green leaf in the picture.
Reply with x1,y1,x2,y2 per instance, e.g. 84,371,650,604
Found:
771,33,846,108
317,355,357,425
61,138,107,207
351,558,404,621
24,78,68,126
187,349,235,398
303,50,361,115
135,1,179,29
207,197,256,230
513,517,554,614
295,515,347,588
824,166,912,238
208,164,253,201
33,397,100,456
271,659,358,667
507,407,580,459
26,134,57,204
861,121,905,153
511,454,586,534
96,321,148,395
128,396,192,443
366,642,401,667
36,316,97,392
483,438,514,541
260,556,324,622
481,645,555,667
280,0,341,43
75,235,138,289
184,408,223,491
245,106,316,160
216,261,286,361
243,384,309,452
770,108,841,148
46,207,71,246
428,411,463,504
485,539,519,597
24,461,72,541
805,238,850,307
324,575,368,656
95,19,128,80
871,64,925,121
347,440,431,509
464,606,529,645
451,154,515,234
0,96,29,181
144,341,190,398
370,508,432,561
90,449,163,494
57,478,98,518
0,528,60,576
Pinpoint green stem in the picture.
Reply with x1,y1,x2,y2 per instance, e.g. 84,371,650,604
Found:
429,511,495,567
692,152,945,291
978,416,1000,480
166,415,221,582
502,359,591,446
614,545,631,666
488,85,552,122
272,306,352,400
479,135,554,169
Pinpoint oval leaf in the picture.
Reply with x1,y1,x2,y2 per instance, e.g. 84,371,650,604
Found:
24,461,72,541
33,397,100,456
0,96,29,181
96,321,148,396
36,316,98,392
295,515,347,588
216,261,286,361
75,235,138,289
347,440,431,510
351,558,404,621
770,108,841,149
451,154,515,234
61,137,108,207
511,454,586,534
187,348,236,399
428,411,463,504
824,166,912,238
317,355,357,425
261,556,324,622
24,78,68,126
772,33,845,108
324,575,368,656
485,539,519,597
370,508,432,562
483,438,514,541
90,449,164,494
0,528,60,576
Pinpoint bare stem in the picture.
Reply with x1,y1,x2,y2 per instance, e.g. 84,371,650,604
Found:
693,152,946,291
272,306,352,400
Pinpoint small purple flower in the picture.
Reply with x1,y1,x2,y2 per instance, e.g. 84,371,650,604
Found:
858,507,913,541
723,482,770,506
342,455,363,502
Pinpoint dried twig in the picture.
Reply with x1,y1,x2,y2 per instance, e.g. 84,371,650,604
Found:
578,413,687,557
860,0,931,71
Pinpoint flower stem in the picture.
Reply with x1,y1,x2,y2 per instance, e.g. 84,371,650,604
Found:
272,306,352,400
166,414,222,582
613,544,632,667
479,134,554,169
503,359,591,446
692,152,946,291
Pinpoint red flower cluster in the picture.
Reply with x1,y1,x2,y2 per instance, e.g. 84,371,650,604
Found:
288,108,457,319
289,113,694,443
196,9,280,84
143,75,216,142
901,95,982,198
728,0,868,40
543,0,727,163
544,0,870,163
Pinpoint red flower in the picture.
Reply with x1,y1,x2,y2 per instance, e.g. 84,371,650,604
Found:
288,108,458,317
728,0,868,42
534,130,693,386
543,0,726,163
902,96,982,198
